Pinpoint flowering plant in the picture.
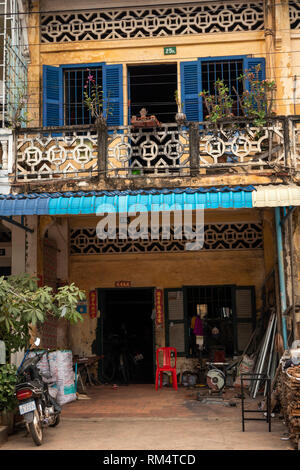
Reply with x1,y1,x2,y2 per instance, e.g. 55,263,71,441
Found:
83,70,110,121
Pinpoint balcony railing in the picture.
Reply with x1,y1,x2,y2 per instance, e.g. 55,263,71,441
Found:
13,117,299,183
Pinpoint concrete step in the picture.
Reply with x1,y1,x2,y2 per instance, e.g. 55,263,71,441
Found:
0,426,8,446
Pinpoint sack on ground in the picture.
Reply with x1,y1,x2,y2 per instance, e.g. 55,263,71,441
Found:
234,355,255,388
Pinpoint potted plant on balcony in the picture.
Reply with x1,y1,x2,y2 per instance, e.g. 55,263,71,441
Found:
199,80,234,163
6,85,31,129
234,64,276,128
174,90,186,125
200,79,234,129
84,71,111,129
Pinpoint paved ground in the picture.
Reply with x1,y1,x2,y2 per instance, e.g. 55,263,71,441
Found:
0,384,293,450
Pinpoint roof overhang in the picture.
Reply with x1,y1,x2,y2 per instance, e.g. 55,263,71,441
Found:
0,187,254,216
252,185,300,207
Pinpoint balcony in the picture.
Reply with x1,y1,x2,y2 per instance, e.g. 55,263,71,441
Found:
12,117,300,188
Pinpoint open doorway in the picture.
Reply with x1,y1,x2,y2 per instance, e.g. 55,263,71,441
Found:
0,222,11,277
128,64,177,123
98,288,154,384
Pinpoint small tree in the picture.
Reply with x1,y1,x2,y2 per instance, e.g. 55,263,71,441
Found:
0,273,86,359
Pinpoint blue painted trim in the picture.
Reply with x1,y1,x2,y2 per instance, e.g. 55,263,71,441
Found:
47,190,252,215
180,61,201,122
0,188,253,216
59,62,105,70
43,65,63,127
275,207,288,350
103,63,123,128
0,186,256,200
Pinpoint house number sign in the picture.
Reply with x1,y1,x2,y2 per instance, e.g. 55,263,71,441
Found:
164,46,176,55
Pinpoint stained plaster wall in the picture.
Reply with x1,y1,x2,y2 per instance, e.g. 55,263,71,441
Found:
29,1,267,128
63,208,276,362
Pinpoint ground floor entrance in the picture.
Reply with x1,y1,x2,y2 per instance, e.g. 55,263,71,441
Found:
96,288,154,384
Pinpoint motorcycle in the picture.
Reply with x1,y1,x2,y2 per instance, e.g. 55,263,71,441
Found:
15,337,61,446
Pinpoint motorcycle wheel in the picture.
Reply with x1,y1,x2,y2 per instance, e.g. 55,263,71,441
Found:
29,409,43,446
49,414,60,427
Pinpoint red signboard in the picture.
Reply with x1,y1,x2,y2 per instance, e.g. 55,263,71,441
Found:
155,289,164,326
89,290,98,319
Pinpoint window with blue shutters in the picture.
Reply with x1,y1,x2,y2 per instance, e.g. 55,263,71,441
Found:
43,65,63,127
43,63,123,127
180,56,266,122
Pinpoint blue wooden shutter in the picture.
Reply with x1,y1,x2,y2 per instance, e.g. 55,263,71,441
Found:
180,61,201,122
244,57,266,91
103,64,123,127
43,65,63,126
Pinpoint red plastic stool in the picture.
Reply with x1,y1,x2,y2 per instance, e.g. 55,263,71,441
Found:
155,347,178,391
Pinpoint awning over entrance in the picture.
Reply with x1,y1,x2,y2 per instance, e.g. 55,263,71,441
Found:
252,185,300,207
0,187,254,216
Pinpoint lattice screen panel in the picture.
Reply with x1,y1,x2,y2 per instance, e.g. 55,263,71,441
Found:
41,2,264,43
70,222,263,255
290,1,300,29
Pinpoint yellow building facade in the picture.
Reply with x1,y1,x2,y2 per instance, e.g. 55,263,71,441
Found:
4,0,300,380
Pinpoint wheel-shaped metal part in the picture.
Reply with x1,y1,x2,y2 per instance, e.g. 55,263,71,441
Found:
29,409,43,446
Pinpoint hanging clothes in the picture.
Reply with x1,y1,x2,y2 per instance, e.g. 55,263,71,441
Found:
193,316,203,336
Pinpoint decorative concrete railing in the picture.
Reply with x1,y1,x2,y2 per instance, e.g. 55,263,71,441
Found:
107,123,190,178
13,117,298,182
15,126,98,181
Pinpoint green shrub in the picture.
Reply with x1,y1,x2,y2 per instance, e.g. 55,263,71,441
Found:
0,364,17,411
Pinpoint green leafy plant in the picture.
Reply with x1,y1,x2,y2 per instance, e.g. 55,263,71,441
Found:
7,85,32,129
0,273,86,358
199,66,276,128
199,79,234,126
0,364,18,411
236,64,276,127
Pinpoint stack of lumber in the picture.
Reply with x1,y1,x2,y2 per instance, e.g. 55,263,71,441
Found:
278,364,300,449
